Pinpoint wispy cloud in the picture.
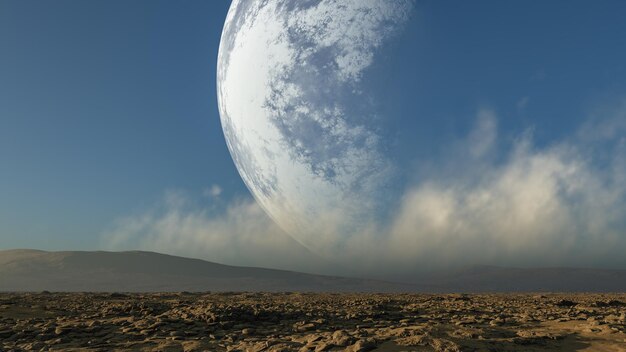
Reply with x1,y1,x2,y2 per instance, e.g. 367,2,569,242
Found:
102,102,626,279
203,184,223,198
467,108,497,158
102,192,324,273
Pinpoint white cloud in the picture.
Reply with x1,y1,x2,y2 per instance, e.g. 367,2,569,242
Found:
467,108,497,158
102,104,626,278
102,193,329,273
203,184,223,198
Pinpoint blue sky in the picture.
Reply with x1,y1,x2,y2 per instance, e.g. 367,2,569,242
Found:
1,0,236,249
2,0,626,274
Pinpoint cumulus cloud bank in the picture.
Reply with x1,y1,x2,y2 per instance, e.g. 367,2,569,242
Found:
102,102,626,278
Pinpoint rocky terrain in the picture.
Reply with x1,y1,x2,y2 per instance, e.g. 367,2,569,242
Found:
1,293,625,351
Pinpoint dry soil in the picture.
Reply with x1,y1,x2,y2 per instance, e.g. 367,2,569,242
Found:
1,292,625,351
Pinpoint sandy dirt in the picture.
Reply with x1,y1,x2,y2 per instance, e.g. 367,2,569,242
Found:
1,292,625,351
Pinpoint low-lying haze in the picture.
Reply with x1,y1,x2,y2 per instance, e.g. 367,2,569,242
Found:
103,101,626,278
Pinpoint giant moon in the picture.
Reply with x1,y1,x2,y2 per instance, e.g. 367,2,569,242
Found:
217,0,415,253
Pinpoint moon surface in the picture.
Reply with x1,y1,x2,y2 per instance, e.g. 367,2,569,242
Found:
217,0,414,252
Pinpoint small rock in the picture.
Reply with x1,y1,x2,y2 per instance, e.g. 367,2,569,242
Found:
314,342,332,352
169,330,185,337
54,326,71,335
608,300,625,307
332,330,353,346
489,318,505,326
294,323,316,332
349,338,376,352
430,338,461,352
108,292,128,299
556,300,577,307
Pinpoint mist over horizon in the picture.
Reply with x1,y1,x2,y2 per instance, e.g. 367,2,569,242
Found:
102,101,626,279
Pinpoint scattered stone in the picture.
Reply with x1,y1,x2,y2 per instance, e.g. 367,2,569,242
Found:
108,292,128,299
294,322,316,332
54,326,71,335
430,338,461,352
555,299,577,307
331,329,352,346
608,300,625,307
1,292,626,351
489,318,505,326
349,338,376,352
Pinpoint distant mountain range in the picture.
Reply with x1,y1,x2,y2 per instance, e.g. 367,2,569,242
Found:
0,249,407,292
1,249,625,292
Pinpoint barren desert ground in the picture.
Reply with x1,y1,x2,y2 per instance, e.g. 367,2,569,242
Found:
1,292,625,351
